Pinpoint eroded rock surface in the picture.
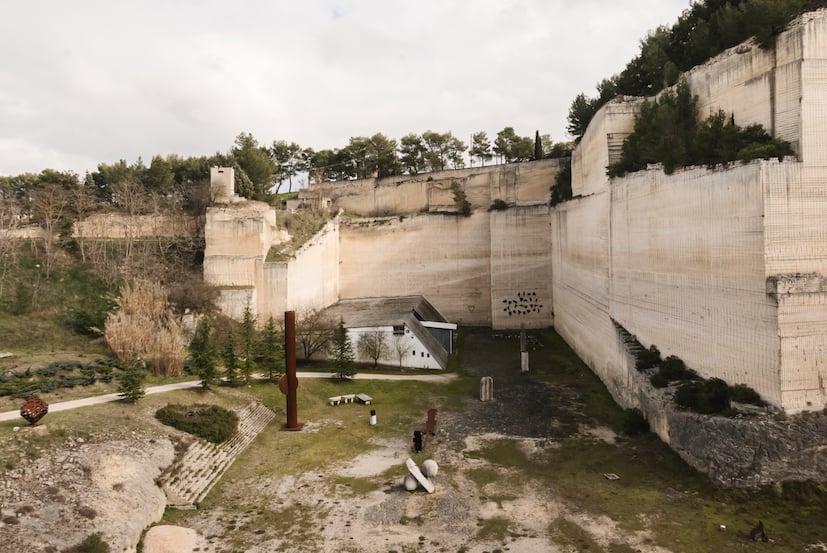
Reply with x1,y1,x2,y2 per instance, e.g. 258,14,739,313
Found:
0,432,174,552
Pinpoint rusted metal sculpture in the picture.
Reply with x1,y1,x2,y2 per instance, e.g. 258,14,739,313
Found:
20,394,48,425
283,310,302,430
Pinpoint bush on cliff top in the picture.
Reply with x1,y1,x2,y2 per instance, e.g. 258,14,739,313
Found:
567,0,812,140
607,81,794,178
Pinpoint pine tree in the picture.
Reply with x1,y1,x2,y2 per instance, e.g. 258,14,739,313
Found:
534,130,543,160
257,316,283,382
331,318,355,380
118,358,146,403
223,333,241,386
190,318,216,390
241,302,257,384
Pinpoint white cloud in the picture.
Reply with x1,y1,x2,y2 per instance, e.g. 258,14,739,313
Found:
0,0,690,175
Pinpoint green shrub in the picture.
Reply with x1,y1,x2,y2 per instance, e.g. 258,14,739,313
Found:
622,408,650,435
729,384,765,406
451,181,472,216
635,344,661,371
489,199,509,211
650,355,698,387
675,378,730,414
650,372,669,388
549,159,572,206
62,533,110,553
155,403,239,444
736,141,793,162
608,93,795,178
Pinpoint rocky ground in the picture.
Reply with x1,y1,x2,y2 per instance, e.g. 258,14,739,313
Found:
0,428,175,552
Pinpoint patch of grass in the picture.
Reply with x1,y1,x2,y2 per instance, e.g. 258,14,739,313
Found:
551,518,637,552
465,438,527,467
332,476,378,495
267,207,332,261
466,467,499,488
475,516,511,542
482,494,519,508
6,325,827,553
61,533,110,553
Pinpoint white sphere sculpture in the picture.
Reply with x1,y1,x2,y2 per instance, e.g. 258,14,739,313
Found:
421,459,439,478
403,474,418,491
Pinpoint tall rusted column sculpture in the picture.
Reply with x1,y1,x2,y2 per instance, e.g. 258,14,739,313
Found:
283,310,302,430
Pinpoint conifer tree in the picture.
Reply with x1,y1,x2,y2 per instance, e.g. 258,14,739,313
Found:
257,316,283,382
118,358,146,403
331,318,355,380
223,333,241,386
534,130,543,160
190,318,217,390
241,302,257,384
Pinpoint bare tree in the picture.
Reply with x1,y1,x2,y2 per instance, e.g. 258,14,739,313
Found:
112,176,147,262
392,334,408,368
295,306,335,360
357,330,388,367
29,184,68,277
68,183,97,263
0,193,20,301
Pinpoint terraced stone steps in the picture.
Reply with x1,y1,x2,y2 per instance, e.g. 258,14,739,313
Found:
160,402,275,508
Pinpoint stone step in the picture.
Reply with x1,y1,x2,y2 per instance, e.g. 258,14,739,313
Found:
160,402,275,508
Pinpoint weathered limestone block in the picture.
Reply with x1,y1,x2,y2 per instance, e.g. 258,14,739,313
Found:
480,377,494,402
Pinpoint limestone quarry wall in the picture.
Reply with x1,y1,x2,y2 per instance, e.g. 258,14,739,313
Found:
489,206,554,330
571,99,640,197
306,159,561,216
219,217,340,323
559,11,827,415
549,192,621,387
338,207,553,329
762,161,827,412
73,213,199,239
286,218,340,314
609,162,782,406
339,213,493,326
205,202,279,259
559,152,827,414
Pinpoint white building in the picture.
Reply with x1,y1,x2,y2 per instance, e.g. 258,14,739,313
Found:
322,296,456,370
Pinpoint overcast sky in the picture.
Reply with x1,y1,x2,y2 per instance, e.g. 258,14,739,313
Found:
0,0,691,178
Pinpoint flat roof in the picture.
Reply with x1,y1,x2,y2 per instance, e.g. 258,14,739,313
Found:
322,296,450,328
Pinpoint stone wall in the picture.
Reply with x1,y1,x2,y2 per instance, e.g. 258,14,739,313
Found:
73,213,200,239
337,208,553,329
339,213,493,326
557,11,827,414
489,206,554,329
211,217,340,323
304,158,562,215
550,192,617,385
609,162,782,407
